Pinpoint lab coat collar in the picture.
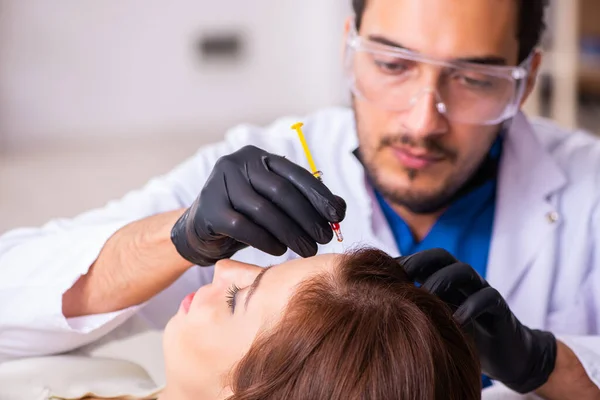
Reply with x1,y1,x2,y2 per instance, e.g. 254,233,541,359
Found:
501,112,567,202
486,111,567,297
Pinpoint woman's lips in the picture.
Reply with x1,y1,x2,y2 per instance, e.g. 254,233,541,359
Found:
391,147,445,170
181,292,195,314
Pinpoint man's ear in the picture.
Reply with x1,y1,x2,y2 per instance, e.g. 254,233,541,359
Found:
520,50,543,107
340,17,355,63
344,16,354,36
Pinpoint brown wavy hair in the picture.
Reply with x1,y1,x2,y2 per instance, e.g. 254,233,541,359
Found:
227,248,481,400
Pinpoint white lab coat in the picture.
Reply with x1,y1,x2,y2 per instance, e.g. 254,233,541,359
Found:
1,107,600,389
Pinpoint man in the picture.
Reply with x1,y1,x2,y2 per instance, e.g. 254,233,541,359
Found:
1,0,599,397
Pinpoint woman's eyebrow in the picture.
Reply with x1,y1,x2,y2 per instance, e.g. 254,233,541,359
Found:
244,265,273,310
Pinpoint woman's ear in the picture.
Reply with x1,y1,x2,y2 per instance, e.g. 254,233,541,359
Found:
520,50,543,107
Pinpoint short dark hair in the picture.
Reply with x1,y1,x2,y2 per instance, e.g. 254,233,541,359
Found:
352,0,549,63
228,248,481,400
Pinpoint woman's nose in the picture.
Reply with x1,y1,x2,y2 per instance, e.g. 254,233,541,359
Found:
213,259,262,288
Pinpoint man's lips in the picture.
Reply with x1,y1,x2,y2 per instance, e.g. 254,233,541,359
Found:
391,146,446,170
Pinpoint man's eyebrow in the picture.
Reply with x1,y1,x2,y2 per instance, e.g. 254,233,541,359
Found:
455,56,508,66
367,34,508,66
368,35,412,51
244,265,273,310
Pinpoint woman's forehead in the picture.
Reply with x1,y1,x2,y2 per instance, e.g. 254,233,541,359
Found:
244,254,340,326
269,253,339,284
252,254,340,307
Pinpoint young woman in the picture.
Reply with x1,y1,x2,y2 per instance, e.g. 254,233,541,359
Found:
160,248,481,399
0,248,480,399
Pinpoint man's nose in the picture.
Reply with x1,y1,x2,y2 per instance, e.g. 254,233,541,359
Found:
402,88,448,140
213,259,262,287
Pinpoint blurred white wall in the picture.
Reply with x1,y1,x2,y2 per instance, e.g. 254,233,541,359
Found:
0,0,351,149
0,1,353,232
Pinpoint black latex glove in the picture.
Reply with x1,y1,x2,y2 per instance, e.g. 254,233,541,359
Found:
398,249,557,394
171,145,347,266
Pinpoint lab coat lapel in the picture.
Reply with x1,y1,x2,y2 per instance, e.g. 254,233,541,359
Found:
487,112,566,298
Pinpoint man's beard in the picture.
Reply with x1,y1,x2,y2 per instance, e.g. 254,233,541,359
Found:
358,130,468,215
363,153,464,214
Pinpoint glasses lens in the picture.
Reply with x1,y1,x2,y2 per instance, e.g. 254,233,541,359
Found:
347,44,525,125
438,66,517,124
350,47,422,111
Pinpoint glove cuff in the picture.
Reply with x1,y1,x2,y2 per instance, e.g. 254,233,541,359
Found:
505,330,558,394
170,210,220,267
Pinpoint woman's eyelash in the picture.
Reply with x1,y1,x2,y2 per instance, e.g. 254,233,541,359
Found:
226,284,240,313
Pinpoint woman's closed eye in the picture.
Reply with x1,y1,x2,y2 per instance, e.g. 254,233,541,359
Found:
226,284,241,314
225,266,274,315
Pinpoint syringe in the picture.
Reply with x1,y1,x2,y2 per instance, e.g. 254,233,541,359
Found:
291,122,344,242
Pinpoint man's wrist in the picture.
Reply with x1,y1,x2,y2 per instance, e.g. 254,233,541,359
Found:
136,208,192,274
170,208,222,267
63,209,193,318
535,340,600,400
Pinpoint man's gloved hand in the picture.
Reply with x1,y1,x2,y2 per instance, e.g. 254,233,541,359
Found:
171,145,347,266
398,248,557,394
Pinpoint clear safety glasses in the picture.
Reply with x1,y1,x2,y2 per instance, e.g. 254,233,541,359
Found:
345,23,533,125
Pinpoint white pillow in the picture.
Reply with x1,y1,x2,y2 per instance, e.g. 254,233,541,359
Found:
0,355,163,400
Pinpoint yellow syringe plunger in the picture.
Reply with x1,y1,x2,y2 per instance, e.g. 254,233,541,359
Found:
291,122,319,175
291,122,344,243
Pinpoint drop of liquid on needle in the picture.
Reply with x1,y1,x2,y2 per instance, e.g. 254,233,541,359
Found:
331,223,344,242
